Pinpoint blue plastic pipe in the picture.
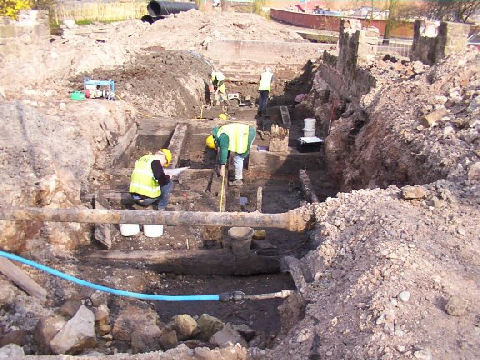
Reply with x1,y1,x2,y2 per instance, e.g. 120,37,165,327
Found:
0,250,220,301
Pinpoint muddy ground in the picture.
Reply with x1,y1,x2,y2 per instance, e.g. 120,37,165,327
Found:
0,8,479,360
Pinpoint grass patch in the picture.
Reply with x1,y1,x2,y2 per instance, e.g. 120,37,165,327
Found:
75,18,127,25
75,19,93,25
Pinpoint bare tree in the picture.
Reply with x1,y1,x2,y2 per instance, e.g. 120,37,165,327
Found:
425,0,480,23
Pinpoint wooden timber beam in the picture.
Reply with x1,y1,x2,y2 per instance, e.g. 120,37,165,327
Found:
0,207,313,232
0,258,47,302
167,123,188,169
299,169,319,203
88,249,280,275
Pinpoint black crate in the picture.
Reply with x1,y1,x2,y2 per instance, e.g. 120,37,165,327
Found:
297,138,323,153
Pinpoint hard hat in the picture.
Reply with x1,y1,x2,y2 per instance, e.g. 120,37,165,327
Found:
159,149,172,167
219,113,228,121
205,134,216,149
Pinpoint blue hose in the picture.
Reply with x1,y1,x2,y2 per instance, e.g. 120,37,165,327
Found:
0,250,220,301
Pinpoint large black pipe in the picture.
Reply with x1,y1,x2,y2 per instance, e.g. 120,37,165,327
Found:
147,1,198,17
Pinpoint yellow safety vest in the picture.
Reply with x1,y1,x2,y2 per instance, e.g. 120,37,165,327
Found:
211,71,225,82
218,123,250,154
259,71,273,91
129,154,162,198
211,72,226,94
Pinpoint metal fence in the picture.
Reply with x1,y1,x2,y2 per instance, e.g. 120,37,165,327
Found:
376,41,412,58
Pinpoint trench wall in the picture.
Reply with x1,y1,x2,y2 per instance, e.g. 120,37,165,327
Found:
206,39,332,93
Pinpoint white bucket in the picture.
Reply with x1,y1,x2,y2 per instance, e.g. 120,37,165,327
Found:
144,224,164,238
119,224,140,236
303,118,316,137
304,118,316,131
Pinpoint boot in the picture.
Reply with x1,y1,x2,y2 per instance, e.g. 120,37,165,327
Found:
229,179,243,186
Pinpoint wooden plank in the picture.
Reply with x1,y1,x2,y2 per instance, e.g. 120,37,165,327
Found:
280,256,307,294
88,249,280,275
299,169,319,203
82,190,202,206
167,123,188,169
0,258,47,302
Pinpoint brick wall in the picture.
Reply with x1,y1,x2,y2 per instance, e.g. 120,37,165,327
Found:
270,9,415,38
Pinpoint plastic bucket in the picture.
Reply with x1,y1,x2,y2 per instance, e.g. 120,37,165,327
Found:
304,118,316,131
120,224,140,236
228,227,253,256
144,224,164,238
70,91,85,101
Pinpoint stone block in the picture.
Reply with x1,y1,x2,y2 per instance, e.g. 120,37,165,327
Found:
172,314,198,341
401,185,427,200
50,305,96,355
196,314,224,342
422,109,447,127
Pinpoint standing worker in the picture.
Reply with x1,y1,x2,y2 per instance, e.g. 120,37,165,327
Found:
258,67,274,117
129,149,173,210
205,123,256,186
209,70,227,106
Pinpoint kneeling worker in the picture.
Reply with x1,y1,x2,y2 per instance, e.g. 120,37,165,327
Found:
129,149,173,210
205,123,256,186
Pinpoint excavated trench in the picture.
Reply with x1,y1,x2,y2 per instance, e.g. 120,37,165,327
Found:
72,68,339,353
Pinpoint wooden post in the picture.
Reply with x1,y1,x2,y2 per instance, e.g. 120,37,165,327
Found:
0,258,47,302
256,186,263,212
94,195,112,249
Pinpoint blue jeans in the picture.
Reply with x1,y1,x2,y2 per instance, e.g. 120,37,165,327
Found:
258,90,269,116
131,181,173,210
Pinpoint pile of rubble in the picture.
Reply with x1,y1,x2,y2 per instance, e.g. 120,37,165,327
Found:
322,48,480,190
271,48,480,359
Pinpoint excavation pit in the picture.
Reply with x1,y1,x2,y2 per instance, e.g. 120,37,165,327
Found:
79,106,329,352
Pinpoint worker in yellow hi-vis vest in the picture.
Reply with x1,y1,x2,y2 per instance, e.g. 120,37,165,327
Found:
129,149,172,210
205,123,256,186
258,67,274,117
209,70,227,106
